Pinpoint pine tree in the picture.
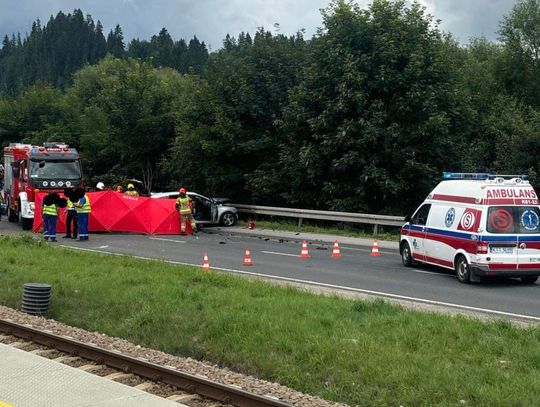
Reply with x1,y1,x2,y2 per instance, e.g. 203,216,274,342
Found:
107,24,125,57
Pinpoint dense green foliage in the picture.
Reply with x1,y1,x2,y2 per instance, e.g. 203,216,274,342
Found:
2,236,540,406
1,0,540,214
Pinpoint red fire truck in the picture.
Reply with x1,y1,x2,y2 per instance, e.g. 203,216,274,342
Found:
2,143,82,230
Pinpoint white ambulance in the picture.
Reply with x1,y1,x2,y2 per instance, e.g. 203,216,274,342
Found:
400,173,540,284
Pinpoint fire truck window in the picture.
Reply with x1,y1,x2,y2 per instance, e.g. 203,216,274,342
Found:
411,204,431,226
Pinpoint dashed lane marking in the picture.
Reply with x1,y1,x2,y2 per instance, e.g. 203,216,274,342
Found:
412,269,456,278
60,245,540,323
148,237,187,244
261,251,298,258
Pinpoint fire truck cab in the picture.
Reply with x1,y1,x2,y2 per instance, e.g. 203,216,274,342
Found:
3,143,82,230
400,173,540,284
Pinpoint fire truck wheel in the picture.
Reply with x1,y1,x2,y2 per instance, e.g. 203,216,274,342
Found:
400,242,415,267
521,276,538,284
21,217,33,231
455,255,471,283
8,207,18,222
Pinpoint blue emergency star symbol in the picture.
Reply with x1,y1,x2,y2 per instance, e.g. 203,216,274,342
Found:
445,208,456,227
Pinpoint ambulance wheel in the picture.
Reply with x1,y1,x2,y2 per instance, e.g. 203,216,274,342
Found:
455,255,471,283
521,276,538,284
401,242,415,267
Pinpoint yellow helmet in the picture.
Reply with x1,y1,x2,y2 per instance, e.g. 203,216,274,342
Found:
127,183,134,189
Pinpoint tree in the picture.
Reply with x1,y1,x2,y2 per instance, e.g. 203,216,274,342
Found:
107,24,125,57
498,0,540,106
276,0,456,213
0,84,77,147
195,28,306,201
68,56,187,191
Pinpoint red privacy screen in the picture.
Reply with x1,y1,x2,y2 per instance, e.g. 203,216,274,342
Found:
33,191,192,235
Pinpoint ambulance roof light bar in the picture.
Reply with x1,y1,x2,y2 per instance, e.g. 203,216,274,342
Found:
442,172,491,180
486,174,528,181
442,172,528,181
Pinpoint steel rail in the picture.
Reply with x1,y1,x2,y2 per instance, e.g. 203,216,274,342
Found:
0,318,294,407
232,203,405,230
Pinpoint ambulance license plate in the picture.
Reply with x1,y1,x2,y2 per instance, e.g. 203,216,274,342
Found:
490,247,514,254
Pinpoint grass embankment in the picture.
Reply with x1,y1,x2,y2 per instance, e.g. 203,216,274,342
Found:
237,219,400,241
1,236,539,406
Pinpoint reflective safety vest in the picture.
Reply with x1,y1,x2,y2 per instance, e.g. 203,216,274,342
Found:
43,203,58,217
177,196,192,215
66,199,76,210
76,196,91,214
125,190,139,196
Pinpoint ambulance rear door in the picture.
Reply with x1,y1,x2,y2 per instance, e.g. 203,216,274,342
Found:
516,206,540,271
485,206,519,269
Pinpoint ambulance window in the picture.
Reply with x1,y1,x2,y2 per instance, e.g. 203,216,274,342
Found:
517,207,540,234
486,206,540,234
411,204,431,226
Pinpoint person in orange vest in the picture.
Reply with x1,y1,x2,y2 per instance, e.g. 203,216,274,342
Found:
175,187,196,234
125,183,139,196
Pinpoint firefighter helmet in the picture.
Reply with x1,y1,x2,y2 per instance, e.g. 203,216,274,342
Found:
96,182,105,190
127,183,135,189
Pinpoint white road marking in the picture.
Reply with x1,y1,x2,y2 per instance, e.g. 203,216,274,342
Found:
149,237,186,244
261,251,298,258
340,246,372,252
412,269,455,278
97,245,109,249
60,245,540,323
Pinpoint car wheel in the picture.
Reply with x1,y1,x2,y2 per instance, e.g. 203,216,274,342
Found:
401,242,414,267
455,255,471,283
521,276,538,284
220,211,237,226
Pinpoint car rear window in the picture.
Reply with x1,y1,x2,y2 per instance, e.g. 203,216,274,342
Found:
487,206,540,234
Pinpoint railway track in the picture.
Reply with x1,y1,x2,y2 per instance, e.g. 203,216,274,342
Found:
0,318,294,407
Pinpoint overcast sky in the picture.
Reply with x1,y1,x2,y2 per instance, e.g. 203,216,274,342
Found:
0,0,517,50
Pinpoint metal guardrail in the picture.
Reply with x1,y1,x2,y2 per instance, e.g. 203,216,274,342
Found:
232,204,405,234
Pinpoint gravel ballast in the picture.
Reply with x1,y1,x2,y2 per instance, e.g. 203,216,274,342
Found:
0,305,348,407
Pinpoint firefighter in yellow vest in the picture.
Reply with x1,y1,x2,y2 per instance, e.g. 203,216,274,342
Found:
125,183,139,196
42,193,59,242
175,187,196,234
75,189,91,241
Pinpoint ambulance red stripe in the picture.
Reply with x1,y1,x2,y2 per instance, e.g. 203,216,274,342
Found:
430,194,477,204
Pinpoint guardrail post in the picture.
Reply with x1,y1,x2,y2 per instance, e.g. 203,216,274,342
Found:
298,217,303,227
373,224,378,238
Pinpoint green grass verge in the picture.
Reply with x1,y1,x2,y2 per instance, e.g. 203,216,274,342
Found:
238,219,400,241
1,236,539,406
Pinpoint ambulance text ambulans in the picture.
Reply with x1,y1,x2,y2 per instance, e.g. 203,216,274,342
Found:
400,173,540,284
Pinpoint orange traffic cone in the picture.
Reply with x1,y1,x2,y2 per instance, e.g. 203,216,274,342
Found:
299,240,310,259
370,240,380,257
331,241,342,258
202,252,211,272
243,247,253,266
